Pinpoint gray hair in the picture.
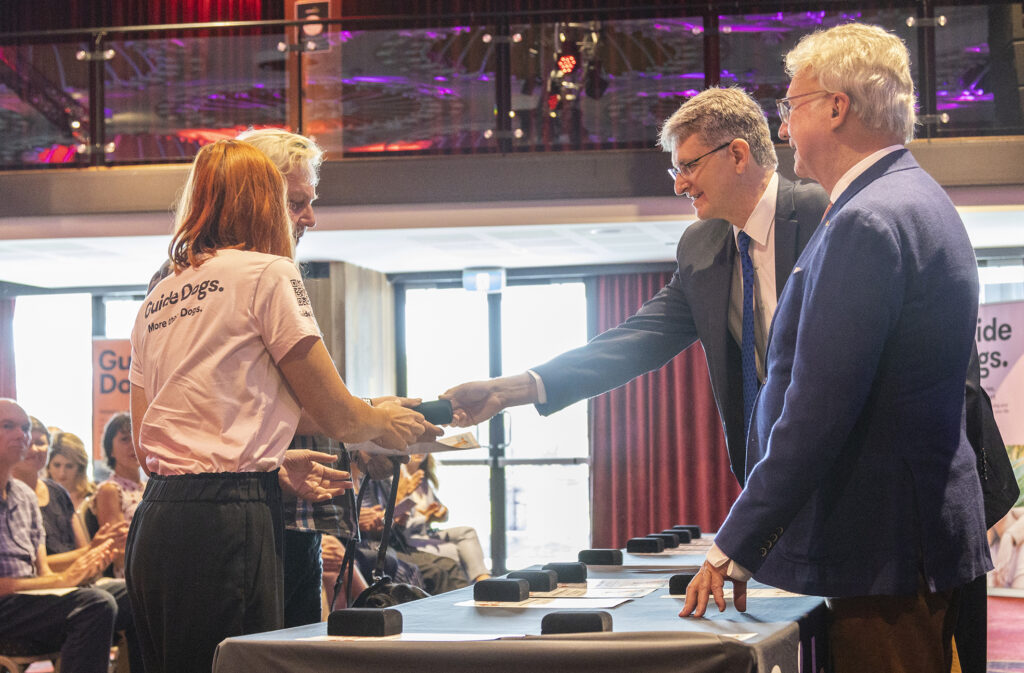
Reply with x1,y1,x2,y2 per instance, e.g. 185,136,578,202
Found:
658,87,778,169
785,22,916,144
236,127,325,187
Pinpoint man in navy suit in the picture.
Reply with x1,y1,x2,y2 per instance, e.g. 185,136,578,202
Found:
681,23,992,673
443,87,829,484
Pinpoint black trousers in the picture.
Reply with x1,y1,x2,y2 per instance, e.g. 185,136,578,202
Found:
953,574,987,673
283,529,322,627
125,471,283,673
0,586,115,673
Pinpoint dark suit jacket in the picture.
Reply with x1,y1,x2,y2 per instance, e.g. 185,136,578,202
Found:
533,176,829,484
716,150,992,597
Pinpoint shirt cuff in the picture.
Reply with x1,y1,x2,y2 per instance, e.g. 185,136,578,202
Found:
527,370,547,404
707,542,753,582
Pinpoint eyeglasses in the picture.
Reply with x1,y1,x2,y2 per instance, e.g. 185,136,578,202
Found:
667,141,732,181
776,90,834,125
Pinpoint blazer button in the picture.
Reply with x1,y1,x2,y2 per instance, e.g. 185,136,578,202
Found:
765,539,773,549
774,527,784,535
769,533,778,543
759,547,768,558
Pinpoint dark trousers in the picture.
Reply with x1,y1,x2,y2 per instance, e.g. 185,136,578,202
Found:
953,574,987,673
283,529,322,627
0,587,115,673
125,472,283,673
828,583,961,673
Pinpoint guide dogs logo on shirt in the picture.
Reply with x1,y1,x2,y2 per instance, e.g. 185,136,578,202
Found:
291,279,311,307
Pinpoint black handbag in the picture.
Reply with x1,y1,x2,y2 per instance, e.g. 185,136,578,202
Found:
333,455,428,609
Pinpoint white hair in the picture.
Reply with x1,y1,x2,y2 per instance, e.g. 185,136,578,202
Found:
236,127,324,186
785,23,916,143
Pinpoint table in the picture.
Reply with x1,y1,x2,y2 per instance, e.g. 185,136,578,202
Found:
214,547,827,673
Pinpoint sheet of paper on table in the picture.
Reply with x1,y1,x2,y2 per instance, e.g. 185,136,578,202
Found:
532,579,661,599
348,431,480,456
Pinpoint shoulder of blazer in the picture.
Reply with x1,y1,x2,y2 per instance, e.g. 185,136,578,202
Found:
775,175,830,223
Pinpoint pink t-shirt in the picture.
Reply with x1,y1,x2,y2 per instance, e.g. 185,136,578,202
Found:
129,249,320,475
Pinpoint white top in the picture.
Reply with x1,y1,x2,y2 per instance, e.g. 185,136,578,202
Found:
129,249,321,475
829,145,904,203
729,171,779,383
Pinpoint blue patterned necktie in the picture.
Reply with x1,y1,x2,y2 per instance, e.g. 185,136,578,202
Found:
737,230,758,436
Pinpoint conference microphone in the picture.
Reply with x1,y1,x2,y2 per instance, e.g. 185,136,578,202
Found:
672,524,702,539
507,570,558,592
541,611,613,634
662,529,691,544
474,578,530,602
648,532,680,548
578,549,623,565
626,537,665,553
541,562,588,584
328,607,403,636
669,573,697,595
411,399,454,425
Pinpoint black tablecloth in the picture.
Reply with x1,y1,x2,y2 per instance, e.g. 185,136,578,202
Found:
214,559,827,673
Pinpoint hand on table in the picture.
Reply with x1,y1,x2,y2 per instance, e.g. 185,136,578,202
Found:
679,558,748,618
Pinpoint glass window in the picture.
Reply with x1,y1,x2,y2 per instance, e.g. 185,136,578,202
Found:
104,296,144,339
401,279,591,571
718,10,918,138
13,293,94,451
505,464,590,570
0,42,91,168
501,282,588,459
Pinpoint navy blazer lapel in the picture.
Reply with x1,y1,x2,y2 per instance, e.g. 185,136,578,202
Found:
830,148,912,218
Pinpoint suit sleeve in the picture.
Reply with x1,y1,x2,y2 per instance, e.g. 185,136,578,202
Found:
716,209,904,571
532,269,701,415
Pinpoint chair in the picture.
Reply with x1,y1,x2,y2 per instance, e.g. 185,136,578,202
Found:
0,640,59,673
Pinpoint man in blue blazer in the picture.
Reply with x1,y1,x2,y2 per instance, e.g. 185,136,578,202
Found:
681,23,992,673
443,87,829,485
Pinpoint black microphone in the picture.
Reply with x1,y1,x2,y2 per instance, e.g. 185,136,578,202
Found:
411,399,454,425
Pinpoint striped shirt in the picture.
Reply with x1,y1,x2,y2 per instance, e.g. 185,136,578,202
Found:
282,435,352,538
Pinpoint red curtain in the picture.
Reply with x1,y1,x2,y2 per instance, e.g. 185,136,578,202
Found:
0,299,16,400
589,271,740,548
3,0,266,32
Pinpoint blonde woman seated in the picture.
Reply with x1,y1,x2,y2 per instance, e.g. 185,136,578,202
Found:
397,454,490,582
46,431,96,511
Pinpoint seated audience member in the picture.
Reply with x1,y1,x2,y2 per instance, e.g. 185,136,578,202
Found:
991,507,1024,588
10,417,129,565
357,468,469,595
46,432,95,511
398,454,490,583
92,413,145,577
0,398,132,673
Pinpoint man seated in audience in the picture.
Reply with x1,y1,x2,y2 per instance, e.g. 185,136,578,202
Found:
8,413,144,673
0,398,121,673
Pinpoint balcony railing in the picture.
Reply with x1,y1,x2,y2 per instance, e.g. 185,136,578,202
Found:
0,2,1019,169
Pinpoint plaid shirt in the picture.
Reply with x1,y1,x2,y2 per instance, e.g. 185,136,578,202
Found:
0,479,44,579
282,435,352,538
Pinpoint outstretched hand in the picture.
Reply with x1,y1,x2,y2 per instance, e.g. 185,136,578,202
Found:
678,558,748,618
279,449,354,502
441,381,504,427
